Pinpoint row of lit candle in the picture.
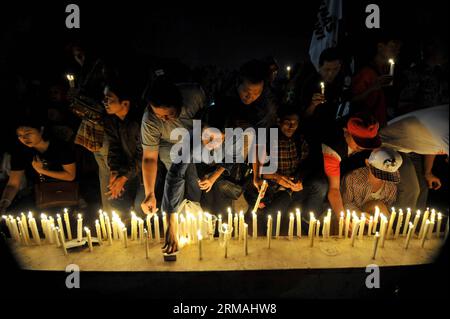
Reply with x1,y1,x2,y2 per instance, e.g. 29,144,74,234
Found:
2,205,448,261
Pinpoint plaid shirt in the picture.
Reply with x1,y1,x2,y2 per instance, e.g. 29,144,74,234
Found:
74,120,104,152
341,166,397,211
276,134,309,177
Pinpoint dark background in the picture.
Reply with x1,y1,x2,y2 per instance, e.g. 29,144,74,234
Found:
1,1,448,71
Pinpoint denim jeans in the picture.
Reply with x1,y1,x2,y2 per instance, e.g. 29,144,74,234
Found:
162,162,202,214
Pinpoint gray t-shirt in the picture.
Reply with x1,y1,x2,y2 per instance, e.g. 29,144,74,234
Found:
141,83,206,151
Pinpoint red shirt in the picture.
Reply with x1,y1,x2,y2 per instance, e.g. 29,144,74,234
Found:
352,66,387,126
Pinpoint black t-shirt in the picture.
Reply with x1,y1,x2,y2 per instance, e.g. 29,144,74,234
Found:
11,140,76,182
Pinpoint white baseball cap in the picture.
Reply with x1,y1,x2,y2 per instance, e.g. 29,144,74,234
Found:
368,147,403,183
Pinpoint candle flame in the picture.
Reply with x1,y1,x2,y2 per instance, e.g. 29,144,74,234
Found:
388,59,395,64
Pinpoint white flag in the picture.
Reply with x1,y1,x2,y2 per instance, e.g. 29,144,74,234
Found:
309,0,343,71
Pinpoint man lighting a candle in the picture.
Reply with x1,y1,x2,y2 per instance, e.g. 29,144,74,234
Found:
341,147,402,217
321,113,382,230
156,107,249,255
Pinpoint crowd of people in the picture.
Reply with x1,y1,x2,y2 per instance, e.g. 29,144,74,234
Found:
0,33,448,252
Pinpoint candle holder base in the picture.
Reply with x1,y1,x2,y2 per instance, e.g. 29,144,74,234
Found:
163,252,178,262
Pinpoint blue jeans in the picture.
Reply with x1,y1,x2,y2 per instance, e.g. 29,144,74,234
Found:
161,163,202,214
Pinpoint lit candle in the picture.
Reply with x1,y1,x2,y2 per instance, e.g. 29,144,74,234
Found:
373,206,380,234
320,81,325,95
419,209,430,239
380,215,388,248
430,209,436,223
308,212,315,239
50,226,59,247
404,222,414,249
10,217,20,242
208,213,214,241
252,180,268,213
322,217,328,238
267,215,272,249
154,214,160,243
131,212,137,241
28,213,41,245
338,212,344,238
99,210,107,240
238,211,244,241
288,213,294,240
358,213,366,239
387,208,396,239
412,210,421,237
48,216,55,244
426,220,435,240
123,227,128,248
244,223,248,256
2,216,12,240
63,209,72,241
112,213,118,240
371,232,380,259
351,219,360,247
366,215,373,237
227,208,232,231
105,213,112,245
58,228,67,256
296,208,302,238
144,229,149,259
138,218,144,244
146,214,153,242
85,227,93,252
234,213,238,239
402,208,412,237
276,211,281,239
77,214,83,242
252,212,257,239
345,210,351,238
66,74,75,88
315,220,321,238
18,219,29,245
223,224,230,258
95,220,102,245
198,230,203,260
286,66,291,79
40,214,49,243
309,220,316,247
218,214,223,240
20,213,30,243
436,212,442,238
388,59,395,76
394,210,403,239
326,209,332,236
56,214,64,241
420,220,430,248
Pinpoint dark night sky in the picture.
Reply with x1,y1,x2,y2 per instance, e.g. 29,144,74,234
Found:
1,1,448,73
